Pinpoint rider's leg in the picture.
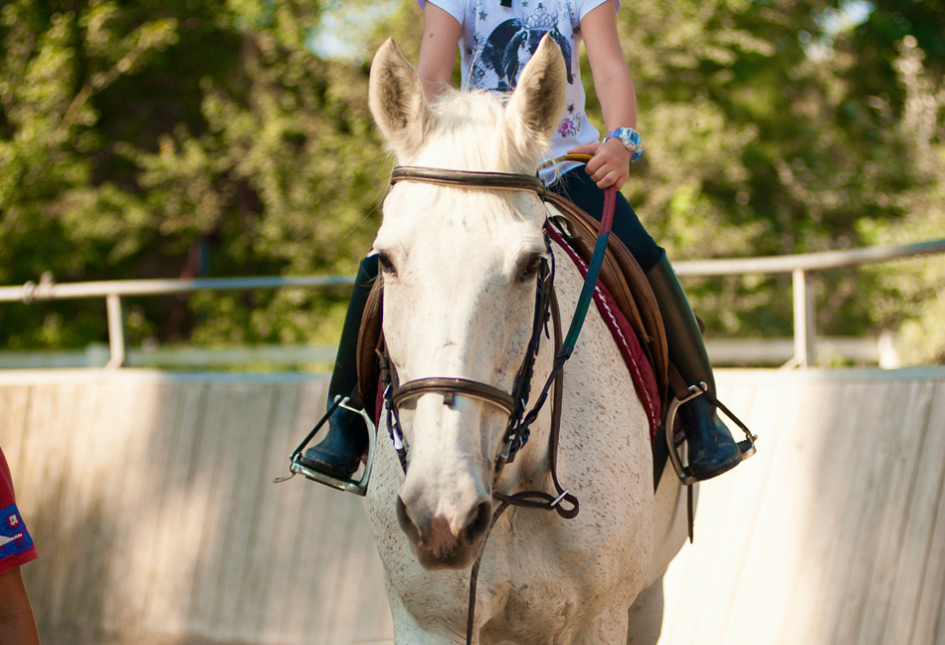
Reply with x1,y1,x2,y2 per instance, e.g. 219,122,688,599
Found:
298,254,379,479
645,252,741,479
547,168,740,480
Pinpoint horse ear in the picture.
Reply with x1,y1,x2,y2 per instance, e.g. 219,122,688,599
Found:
505,35,567,158
369,38,430,161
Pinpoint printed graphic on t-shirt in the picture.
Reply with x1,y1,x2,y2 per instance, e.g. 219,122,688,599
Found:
465,0,587,142
0,504,34,561
471,2,573,91
438,0,605,175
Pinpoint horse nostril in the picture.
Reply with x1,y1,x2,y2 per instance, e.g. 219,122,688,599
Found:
396,495,422,543
464,500,493,543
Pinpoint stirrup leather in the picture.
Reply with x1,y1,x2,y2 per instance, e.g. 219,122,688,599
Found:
663,382,757,486
275,396,377,496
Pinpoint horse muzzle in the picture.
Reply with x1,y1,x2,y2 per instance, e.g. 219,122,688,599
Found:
396,487,493,570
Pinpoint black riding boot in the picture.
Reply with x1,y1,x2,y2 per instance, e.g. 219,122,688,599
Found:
646,252,742,481
298,255,379,479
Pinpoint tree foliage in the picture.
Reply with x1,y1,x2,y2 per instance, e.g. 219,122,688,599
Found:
610,0,944,361
1,0,943,363
1,0,385,350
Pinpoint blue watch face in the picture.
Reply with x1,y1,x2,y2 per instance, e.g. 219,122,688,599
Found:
605,128,644,161
608,128,641,148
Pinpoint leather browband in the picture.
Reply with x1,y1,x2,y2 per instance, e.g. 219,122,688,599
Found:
392,377,517,416
391,166,545,194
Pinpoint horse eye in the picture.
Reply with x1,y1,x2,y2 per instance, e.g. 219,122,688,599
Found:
518,254,543,282
377,252,397,276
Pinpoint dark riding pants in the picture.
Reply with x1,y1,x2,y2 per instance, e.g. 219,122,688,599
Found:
547,167,664,272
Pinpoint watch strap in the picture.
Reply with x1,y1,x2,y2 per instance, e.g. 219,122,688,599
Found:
604,127,644,162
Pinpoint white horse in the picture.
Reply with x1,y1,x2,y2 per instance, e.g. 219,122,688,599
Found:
364,36,691,645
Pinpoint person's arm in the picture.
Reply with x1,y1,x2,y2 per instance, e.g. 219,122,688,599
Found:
568,1,638,190
0,566,41,645
416,3,463,102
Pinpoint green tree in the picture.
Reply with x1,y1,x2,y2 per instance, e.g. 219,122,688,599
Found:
2,0,942,365
608,0,943,362
1,0,385,352
835,4,945,363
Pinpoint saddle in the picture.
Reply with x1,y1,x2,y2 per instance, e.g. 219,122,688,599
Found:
542,193,670,410
354,194,674,484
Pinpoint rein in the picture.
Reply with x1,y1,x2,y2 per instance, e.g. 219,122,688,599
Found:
381,162,616,644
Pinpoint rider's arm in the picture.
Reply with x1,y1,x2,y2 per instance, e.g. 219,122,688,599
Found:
0,566,41,645
568,1,638,190
417,3,463,102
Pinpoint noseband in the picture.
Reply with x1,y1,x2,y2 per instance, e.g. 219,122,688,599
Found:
382,165,556,474
392,378,516,416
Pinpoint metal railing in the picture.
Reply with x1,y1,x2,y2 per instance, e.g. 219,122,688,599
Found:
0,275,354,369
674,238,945,368
2,239,944,370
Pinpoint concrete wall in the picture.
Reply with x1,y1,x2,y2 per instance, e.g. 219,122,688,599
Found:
2,367,944,644
663,367,945,645
0,370,391,645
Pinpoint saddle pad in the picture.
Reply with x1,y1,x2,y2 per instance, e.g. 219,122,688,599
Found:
547,227,662,442
542,193,669,406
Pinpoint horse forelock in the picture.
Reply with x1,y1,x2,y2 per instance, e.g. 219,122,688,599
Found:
379,89,551,241
410,89,551,174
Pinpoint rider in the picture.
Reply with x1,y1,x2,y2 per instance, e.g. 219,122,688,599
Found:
0,446,42,645
298,0,747,482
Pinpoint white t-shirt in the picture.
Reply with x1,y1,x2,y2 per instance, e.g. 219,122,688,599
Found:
418,0,618,183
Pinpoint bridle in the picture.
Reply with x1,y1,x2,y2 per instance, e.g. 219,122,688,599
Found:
381,165,565,488
381,164,618,645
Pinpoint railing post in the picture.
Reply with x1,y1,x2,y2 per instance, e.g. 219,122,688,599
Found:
792,268,816,368
105,293,126,369
878,330,900,369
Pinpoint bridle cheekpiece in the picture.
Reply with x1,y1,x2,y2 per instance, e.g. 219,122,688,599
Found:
381,165,556,475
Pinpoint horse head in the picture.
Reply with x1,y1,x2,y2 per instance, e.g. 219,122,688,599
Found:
368,37,567,570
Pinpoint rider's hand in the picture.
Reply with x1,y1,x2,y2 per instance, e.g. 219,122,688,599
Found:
568,137,631,190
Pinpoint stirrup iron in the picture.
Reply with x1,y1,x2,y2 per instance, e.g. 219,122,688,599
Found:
276,396,377,496
663,382,757,486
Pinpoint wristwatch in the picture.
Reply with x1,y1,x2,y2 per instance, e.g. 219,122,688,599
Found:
604,127,644,162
